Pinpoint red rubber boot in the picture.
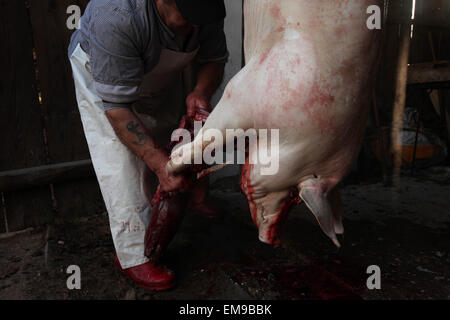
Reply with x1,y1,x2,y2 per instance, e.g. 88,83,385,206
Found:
114,255,176,291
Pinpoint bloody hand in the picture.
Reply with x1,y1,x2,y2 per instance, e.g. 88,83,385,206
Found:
186,90,211,120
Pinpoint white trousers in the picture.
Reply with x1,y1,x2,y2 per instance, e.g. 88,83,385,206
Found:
70,44,153,269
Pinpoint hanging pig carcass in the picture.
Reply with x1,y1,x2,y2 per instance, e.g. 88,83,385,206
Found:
168,0,382,247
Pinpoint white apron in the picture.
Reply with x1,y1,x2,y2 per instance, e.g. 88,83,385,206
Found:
70,43,198,269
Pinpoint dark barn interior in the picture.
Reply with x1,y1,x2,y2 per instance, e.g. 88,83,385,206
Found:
0,0,449,300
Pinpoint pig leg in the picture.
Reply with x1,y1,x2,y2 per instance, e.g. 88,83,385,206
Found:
167,70,253,176
298,178,342,248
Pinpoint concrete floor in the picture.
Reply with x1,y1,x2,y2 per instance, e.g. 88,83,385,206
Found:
0,168,449,300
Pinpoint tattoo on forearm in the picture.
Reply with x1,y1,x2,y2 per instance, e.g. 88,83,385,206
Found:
126,121,148,146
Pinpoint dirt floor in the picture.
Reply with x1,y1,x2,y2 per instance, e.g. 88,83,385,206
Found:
0,167,449,300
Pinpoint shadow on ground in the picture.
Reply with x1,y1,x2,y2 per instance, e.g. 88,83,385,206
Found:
0,170,449,300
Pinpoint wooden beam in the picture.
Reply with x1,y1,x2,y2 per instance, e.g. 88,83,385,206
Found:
391,22,412,173
0,160,95,192
408,60,450,84
0,227,34,240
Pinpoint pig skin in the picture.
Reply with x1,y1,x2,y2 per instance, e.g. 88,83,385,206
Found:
168,0,382,247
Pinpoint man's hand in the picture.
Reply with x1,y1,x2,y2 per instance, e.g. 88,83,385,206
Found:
186,62,224,119
186,89,211,119
155,163,191,193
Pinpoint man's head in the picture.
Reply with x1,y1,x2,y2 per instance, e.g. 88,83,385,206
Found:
156,0,226,35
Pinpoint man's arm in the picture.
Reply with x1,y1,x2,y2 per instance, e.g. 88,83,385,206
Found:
105,108,189,192
195,62,225,99
186,62,225,118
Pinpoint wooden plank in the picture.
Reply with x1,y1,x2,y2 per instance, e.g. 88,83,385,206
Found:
0,0,54,232
0,160,94,192
391,22,413,172
28,0,104,219
0,228,34,240
408,60,450,84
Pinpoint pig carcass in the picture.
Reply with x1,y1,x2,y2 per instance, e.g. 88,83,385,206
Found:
168,0,382,247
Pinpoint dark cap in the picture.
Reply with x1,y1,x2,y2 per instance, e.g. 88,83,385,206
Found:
174,0,226,25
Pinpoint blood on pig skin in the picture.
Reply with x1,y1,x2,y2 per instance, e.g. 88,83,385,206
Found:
168,0,382,247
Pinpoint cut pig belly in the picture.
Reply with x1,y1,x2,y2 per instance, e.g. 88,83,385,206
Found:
241,160,301,245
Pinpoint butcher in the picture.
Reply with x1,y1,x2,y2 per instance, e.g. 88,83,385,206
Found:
68,0,228,291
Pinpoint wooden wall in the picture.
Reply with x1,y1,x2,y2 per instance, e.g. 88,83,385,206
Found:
0,0,102,234
411,0,450,63
377,0,449,138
